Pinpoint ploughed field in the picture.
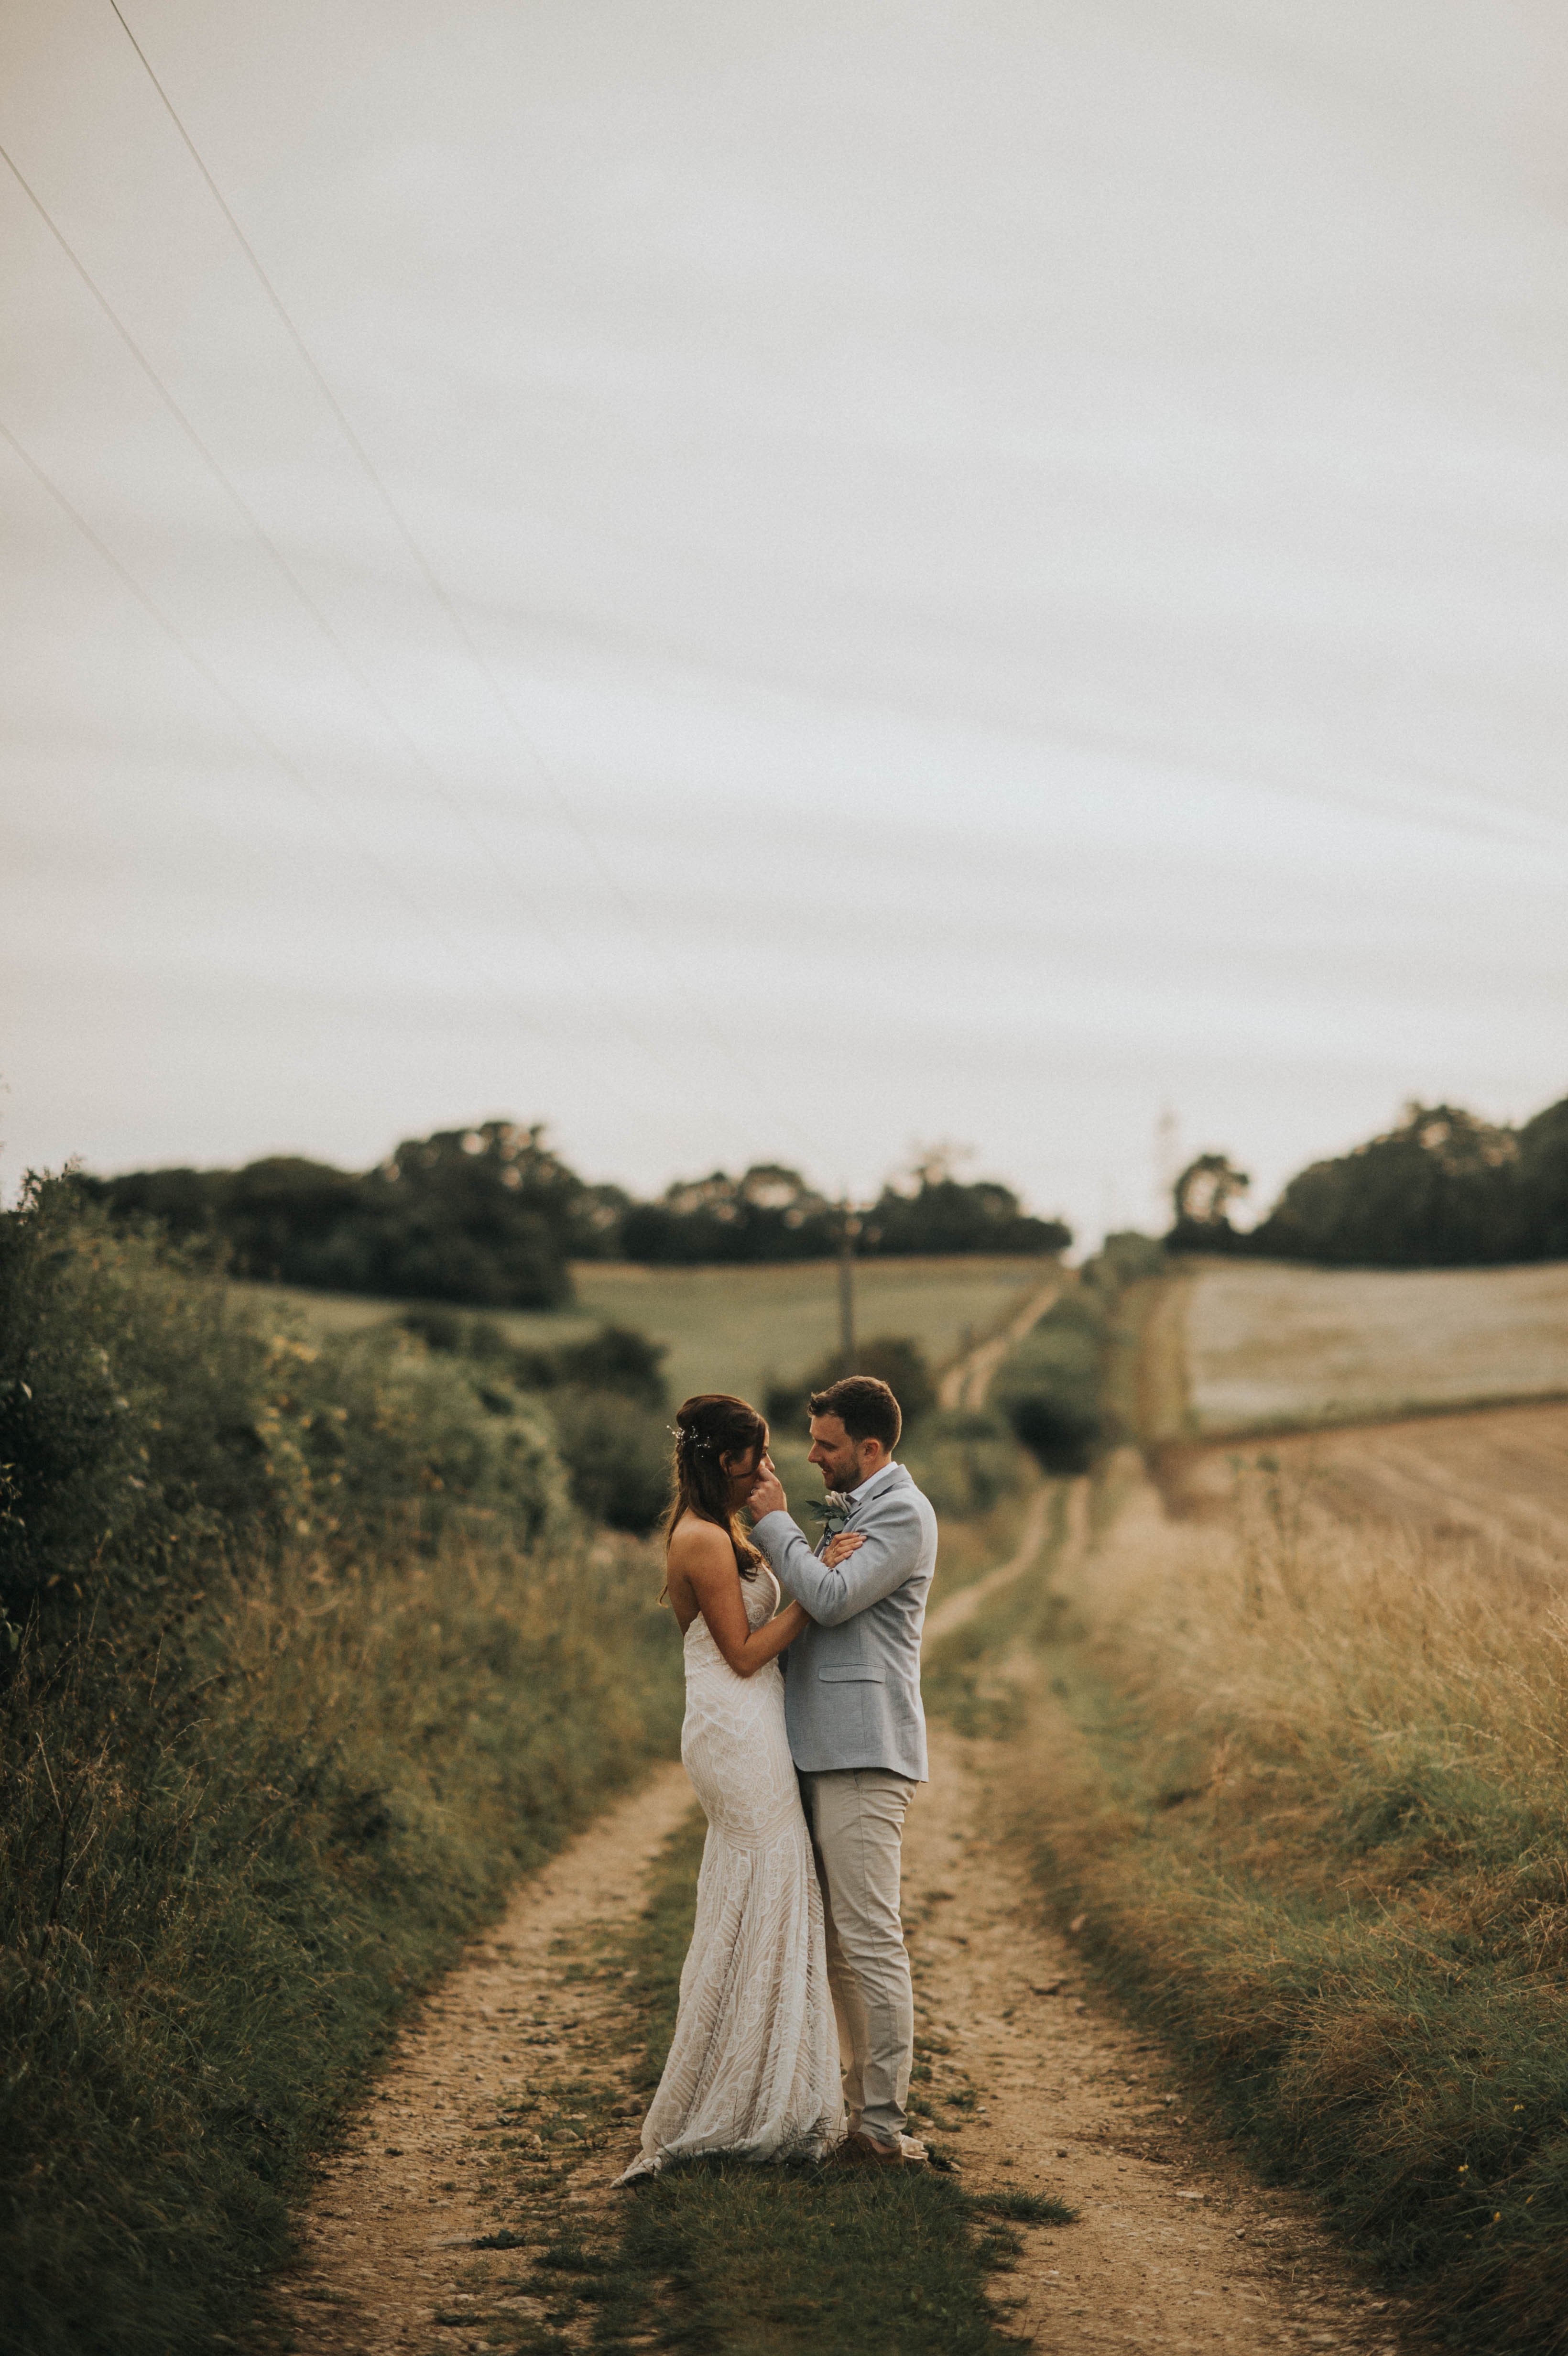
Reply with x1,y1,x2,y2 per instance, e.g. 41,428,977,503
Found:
235,1253,1048,1406
1165,1257,1568,1437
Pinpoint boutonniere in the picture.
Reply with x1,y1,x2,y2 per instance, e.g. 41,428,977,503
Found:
807,1492,852,1537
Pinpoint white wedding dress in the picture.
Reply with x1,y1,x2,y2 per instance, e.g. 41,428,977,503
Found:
618,1564,844,2180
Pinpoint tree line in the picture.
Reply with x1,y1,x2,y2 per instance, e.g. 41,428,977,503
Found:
82,1126,1071,1310
1167,1091,1568,1267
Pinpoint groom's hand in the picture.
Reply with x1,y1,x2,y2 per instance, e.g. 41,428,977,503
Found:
747,1457,786,1521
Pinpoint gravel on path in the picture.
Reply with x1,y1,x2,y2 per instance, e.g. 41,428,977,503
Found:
276,1762,692,2355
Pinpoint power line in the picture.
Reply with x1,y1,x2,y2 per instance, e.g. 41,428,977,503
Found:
0,410,557,1025
104,0,775,1107
0,134,694,1093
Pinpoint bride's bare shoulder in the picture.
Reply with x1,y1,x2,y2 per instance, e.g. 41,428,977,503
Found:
667,1513,736,1581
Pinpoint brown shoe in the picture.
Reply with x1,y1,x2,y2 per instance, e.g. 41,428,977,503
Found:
834,2129,906,2167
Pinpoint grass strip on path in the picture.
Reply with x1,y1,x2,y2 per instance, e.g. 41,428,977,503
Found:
538,1809,1051,2356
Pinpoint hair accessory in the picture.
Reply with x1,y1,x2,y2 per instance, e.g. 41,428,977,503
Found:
670,1424,714,1453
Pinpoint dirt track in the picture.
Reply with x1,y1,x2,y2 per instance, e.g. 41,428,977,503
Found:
937,1274,1064,1410
279,1490,1410,2353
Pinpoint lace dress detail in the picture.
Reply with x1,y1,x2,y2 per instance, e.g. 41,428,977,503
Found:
617,1565,843,2180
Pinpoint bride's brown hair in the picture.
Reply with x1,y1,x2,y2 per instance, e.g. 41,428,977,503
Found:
664,1392,767,1582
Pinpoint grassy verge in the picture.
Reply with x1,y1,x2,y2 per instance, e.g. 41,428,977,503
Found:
2,1532,682,2356
0,1176,689,2356
525,1811,1053,2355
922,1480,1075,1738
1017,1452,1568,2353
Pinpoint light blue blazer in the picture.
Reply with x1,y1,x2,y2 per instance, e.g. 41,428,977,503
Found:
751,1462,936,1782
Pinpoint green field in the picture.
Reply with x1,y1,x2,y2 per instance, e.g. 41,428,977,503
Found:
234,1254,1049,1413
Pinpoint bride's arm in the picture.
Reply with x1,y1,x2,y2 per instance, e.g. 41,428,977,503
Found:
672,1522,809,1678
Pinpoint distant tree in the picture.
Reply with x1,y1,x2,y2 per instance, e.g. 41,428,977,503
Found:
1165,1153,1251,1254
864,1152,1071,1258
76,1163,224,1246
621,1165,839,1265
1250,1104,1520,1268
1514,1096,1568,1261
88,1120,600,1308
221,1157,374,1287
364,1121,577,1305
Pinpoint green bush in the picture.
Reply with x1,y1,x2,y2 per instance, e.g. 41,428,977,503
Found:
0,1177,682,2356
0,1177,274,1626
991,1294,1105,1471
397,1309,672,1533
550,1389,674,1534
989,1234,1165,1473
0,1179,571,1634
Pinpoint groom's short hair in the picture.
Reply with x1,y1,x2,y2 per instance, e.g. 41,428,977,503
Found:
808,1374,901,1451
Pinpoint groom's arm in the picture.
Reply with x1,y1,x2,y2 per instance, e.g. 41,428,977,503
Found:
751,1495,925,1627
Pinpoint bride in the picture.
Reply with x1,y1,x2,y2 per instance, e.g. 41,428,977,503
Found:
615,1392,845,2180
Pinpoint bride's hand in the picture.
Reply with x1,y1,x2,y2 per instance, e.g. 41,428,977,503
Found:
777,1598,813,1636
822,1531,867,1569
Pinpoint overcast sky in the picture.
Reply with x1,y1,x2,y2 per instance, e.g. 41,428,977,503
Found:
2,0,1564,1239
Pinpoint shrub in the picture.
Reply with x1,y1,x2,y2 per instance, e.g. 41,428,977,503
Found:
764,1335,937,1435
0,1180,572,1635
991,1295,1105,1471
0,1177,277,1627
282,1328,570,1547
396,1312,672,1533
553,1322,668,1407
988,1234,1165,1473
550,1390,674,1535
0,1175,681,2356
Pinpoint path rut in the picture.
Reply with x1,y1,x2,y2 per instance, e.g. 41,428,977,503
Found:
904,1720,1420,2351
282,1493,1425,2354
278,1765,692,2354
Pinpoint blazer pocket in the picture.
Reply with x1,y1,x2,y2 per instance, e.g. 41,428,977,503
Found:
817,1667,884,1682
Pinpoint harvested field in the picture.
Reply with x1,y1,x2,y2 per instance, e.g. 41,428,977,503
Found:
1173,1258,1568,1437
1177,1400,1568,1576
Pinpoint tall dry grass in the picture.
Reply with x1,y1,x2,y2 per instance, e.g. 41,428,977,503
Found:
2,1524,681,2356
1025,1456,1568,2351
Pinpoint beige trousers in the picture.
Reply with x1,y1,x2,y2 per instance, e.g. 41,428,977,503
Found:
799,1766,916,2147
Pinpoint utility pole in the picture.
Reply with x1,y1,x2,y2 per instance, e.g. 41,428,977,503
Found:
838,1195,860,1374
1154,1104,1181,1230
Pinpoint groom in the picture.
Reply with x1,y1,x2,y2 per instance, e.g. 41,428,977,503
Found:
746,1374,938,2165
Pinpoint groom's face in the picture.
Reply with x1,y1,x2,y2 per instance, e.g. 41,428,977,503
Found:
807,1414,862,1493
